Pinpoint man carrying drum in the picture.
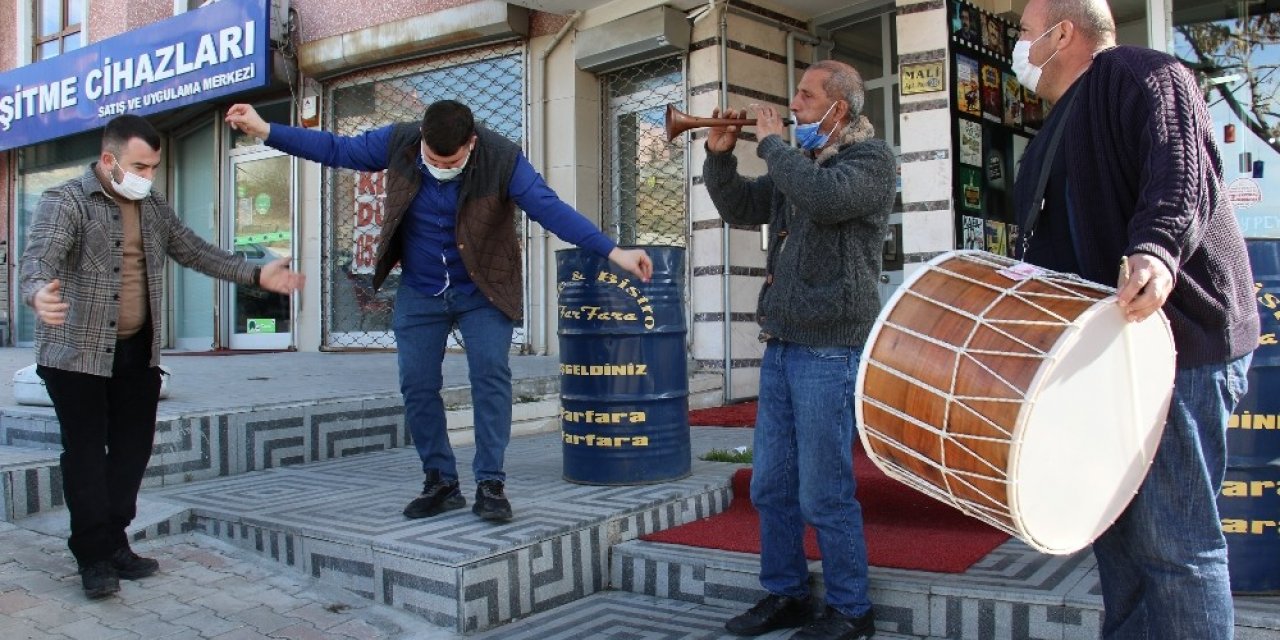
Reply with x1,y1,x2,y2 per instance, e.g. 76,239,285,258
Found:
1012,1,1256,638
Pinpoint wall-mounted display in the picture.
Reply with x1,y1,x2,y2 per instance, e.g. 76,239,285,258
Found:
949,0,1042,259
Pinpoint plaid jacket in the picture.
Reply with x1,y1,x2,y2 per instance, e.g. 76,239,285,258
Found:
19,166,257,377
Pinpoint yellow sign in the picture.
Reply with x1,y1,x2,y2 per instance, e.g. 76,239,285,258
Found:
901,61,945,95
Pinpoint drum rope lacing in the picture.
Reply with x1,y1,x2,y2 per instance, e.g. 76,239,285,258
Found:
862,253,1115,531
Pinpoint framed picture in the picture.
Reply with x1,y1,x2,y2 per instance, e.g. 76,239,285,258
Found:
981,63,1003,123
959,119,983,167
961,215,985,250
957,55,982,117
1003,72,1023,128
982,13,1005,56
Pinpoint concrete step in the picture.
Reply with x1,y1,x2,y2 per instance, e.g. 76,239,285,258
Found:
143,427,753,635
16,493,193,546
610,539,1280,640
469,590,927,639
0,371,726,525
0,445,62,522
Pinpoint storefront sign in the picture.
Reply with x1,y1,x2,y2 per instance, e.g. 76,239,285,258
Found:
901,61,945,95
0,0,270,151
1229,178,1264,211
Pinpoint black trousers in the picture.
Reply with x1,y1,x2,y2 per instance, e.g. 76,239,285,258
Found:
37,327,161,567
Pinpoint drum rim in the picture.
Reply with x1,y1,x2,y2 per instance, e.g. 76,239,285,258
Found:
1007,294,1174,553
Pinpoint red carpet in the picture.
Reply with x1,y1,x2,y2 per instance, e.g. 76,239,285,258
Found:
643,448,1011,573
689,401,758,427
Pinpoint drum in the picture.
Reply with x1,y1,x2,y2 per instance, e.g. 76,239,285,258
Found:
855,250,1176,555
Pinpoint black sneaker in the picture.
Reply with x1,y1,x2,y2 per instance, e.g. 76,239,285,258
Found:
110,547,159,580
403,469,465,519
79,560,120,599
472,479,513,522
792,605,875,640
724,593,812,636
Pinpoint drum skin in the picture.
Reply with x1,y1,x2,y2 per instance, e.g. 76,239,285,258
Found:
856,250,1176,554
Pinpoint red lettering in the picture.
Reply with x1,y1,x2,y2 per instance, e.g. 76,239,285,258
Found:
354,234,377,271
356,171,385,195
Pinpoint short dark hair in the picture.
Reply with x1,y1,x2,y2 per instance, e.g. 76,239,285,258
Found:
421,100,475,155
102,115,161,155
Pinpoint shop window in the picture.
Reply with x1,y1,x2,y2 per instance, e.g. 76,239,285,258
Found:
34,0,84,61
601,56,687,248
1173,0,1280,239
322,45,524,349
13,131,100,346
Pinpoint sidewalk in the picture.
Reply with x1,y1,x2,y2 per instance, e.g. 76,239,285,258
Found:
0,522,462,640
0,347,560,417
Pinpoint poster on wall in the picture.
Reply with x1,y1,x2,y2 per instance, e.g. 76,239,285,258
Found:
981,63,1003,123
982,14,1006,57
952,2,981,44
956,55,982,117
959,119,983,166
960,166,984,212
1003,73,1023,128
949,0,1027,259
961,215,985,250
985,220,1008,255
1024,92,1045,131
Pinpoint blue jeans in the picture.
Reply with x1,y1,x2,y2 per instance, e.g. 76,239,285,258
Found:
1093,353,1251,640
751,340,871,617
394,285,515,483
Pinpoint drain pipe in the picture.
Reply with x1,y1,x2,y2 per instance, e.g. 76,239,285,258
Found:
786,30,822,140
718,1,733,404
536,11,582,355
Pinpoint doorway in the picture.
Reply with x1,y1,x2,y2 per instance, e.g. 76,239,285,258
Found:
225,149,294,349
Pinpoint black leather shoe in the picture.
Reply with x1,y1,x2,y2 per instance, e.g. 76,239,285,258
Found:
403,469,465,519
79,560,120,599
792,605,875,640
724,593,812,636
472,479,513,522
111,547,159,580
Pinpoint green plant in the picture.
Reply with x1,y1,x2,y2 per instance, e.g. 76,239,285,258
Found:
700,447,753,463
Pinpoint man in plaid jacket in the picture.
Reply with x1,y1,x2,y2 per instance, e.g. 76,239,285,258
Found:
19,114,304,599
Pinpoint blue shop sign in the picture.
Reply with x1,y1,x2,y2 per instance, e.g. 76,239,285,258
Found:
0,0,270,152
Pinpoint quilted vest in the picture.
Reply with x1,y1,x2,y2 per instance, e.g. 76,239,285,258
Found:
373,123,524,321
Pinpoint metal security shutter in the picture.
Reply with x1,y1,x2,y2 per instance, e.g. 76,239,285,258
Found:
322,44,524,350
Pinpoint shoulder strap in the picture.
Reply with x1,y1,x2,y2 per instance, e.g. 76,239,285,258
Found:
1021,89,1078,255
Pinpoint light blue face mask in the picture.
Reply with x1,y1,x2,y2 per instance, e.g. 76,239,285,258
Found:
793,102,838,150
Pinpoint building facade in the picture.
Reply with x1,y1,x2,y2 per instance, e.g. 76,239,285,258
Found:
1,0,1276,402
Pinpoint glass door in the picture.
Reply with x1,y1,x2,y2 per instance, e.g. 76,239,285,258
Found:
171,119,218,349
225,149,294,349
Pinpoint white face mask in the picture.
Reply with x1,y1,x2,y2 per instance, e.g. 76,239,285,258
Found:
1012,21,1064,94
108,156,152,200
423,145,471,182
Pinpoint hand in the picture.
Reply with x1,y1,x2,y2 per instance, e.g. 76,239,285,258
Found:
705,107,742,154
753,104,786,141
225,104,271,139
33,279,68,326
258,257,306,294
1116,253,1173,323
608,248,653,283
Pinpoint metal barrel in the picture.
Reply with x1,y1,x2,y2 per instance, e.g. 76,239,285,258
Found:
1220,239,1280,594
556,246,690,485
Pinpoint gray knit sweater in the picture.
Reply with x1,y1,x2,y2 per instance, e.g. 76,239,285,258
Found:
703,118,897,347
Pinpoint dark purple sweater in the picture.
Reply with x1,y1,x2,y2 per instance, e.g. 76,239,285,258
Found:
1037,45,1258,368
